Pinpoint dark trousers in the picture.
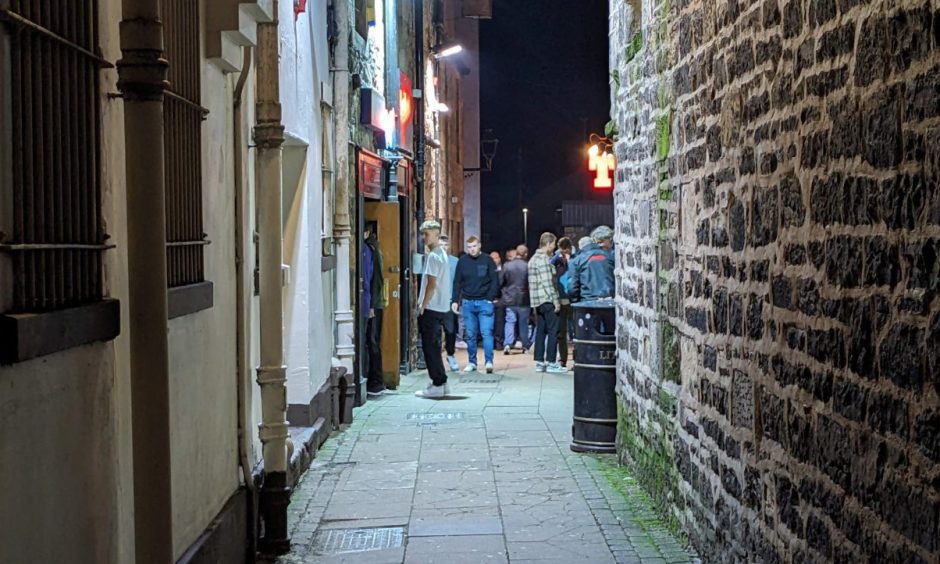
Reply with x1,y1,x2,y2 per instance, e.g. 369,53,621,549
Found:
557,304,572,364
494,305,506,348
365,309,384,389
533,303,560,363
443,310,457,356
419,310,448,386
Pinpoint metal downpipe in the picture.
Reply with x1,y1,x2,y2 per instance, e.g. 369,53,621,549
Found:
254,1,290,555
116,1,173,562
233,44,257,557
331,0,355,374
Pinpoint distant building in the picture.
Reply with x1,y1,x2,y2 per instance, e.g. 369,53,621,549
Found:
561,200,614,243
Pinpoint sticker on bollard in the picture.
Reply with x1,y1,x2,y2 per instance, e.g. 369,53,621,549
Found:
570,299,617,454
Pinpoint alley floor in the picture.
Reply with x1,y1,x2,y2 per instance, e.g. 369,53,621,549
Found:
272,350,699,564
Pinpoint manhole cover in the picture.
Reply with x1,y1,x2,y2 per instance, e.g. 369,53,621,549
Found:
313,527,405,554
406,412,466,421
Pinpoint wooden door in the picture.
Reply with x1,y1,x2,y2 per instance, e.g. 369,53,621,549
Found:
364,202,401,388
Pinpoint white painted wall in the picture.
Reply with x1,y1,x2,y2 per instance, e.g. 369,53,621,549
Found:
279,0,335,407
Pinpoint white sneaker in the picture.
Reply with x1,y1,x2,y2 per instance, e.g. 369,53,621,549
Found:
444,382,452,395
503,346,511,355
485,362,494,374
463,364,477,372
535,362,547,373
415,384,446,398
447,355,459,371
547,362,567,374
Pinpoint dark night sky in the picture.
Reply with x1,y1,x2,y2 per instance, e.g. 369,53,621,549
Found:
478,0,611,253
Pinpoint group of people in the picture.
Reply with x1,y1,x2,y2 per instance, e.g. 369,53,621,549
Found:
413,220,615,399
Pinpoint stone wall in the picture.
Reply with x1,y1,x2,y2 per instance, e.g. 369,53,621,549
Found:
610,0,940,562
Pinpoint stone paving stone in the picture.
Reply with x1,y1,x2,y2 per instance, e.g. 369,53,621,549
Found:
273,353,697,564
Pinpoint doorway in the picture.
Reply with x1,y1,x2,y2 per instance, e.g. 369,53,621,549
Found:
364,201,403,389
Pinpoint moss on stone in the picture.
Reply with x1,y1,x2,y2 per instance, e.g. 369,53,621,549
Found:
662,322,681,384
624,33,644,64
656,112,671,163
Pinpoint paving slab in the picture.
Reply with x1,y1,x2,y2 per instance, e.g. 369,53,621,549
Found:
269,350,697,564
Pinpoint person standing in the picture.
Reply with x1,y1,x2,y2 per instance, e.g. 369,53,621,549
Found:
570,225,615,302
362,223,387,396
552,237,574,368
528,233,566,373
415,220,453,398
490,251,506,351
500,244,531,354
439,235,460,371
452,236,499,373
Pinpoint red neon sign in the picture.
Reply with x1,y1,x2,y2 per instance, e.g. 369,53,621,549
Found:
588,145,615,190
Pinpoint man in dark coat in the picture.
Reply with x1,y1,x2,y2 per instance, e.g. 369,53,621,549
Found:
363,222,386,396
500,244,531,353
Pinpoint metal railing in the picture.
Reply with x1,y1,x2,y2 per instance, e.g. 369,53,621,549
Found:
162,0,208,288
2,0,107,312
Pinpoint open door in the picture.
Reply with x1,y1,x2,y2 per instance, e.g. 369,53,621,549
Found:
364,201,402,388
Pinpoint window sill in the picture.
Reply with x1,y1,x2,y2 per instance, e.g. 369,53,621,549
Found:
0,299,121,364
168,281,214,320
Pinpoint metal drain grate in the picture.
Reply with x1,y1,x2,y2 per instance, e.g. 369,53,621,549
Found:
459,377,500,384
313,527,406,554
406,412,466,421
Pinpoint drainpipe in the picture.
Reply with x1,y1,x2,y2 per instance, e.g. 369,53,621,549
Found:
254,1,290,554
414,0,426,235
116,2,173,562
332,0,355,373
233,45,256,555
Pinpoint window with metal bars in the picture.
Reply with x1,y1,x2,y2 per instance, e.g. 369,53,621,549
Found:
0,0,120,363
162,0,213,318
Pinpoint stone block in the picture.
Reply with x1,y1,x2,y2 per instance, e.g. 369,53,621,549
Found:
877,323,924,390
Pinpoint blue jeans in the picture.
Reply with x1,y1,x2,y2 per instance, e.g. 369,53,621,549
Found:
504,305,532,349
462,299,495,365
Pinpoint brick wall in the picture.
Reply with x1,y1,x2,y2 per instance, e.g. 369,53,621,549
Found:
609,0,940,561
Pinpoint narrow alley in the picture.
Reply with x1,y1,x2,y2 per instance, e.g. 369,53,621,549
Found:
273,352,696,564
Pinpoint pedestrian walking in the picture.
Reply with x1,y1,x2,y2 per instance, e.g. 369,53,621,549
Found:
415,220,453,398
452,236,499,373
439,235,460,371
551,237,574,368
362,222,387,396
529,233,566,373
570,225,615,302
500,244,531,354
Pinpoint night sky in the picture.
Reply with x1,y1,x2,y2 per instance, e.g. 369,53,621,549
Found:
478,0,612,254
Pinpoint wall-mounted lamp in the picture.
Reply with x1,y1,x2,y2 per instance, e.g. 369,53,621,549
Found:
432,44,463,59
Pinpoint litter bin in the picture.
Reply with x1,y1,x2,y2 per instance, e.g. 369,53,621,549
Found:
571,299,617,453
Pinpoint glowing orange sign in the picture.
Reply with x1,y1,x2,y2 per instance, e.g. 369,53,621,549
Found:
398,72,414,152
588,145,615,189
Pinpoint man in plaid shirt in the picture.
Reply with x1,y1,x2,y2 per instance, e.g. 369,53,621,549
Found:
528,232,566,373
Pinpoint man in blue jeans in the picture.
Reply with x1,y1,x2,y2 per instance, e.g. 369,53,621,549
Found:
451,235,500,373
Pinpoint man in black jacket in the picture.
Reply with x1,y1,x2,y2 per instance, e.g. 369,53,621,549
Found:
362,222,386,396
500,244,531,354
452,236,499,373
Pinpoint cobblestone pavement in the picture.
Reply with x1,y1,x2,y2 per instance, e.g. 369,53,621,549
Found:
271,350,699,564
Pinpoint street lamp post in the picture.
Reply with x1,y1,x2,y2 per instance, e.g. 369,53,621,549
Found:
522,207,528,246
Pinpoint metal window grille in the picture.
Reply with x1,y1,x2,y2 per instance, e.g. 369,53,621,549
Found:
162,0,208,288
1,0,109,313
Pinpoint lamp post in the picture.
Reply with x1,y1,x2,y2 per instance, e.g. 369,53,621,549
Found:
522,207,529,246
